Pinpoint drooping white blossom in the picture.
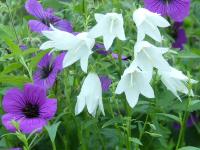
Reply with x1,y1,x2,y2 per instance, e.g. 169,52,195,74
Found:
88,13,126,50
134,41,170,72
115,61,154,108
75,73,105,117
133,8,170,42
159,67,198,100
40,26,95,73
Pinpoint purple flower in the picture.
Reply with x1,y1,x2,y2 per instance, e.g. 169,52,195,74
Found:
144,0,190,22
95,44,129,60
25,0,73,33
10,148,22,150
34,52,66,89
19,45,28,51
172,22,187,50
2,83,57,134
100,76,112,92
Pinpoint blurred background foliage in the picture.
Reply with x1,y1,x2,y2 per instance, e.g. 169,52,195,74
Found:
0,0,200,149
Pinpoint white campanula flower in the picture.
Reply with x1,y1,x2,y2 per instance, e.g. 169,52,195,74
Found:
88,13,126,50
133,8,170,42
134,41,170,72
159,67,198,100
75,73,105,117
40,26,95,73
115,61,154,108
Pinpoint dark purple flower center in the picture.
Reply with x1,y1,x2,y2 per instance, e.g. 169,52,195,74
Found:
162,0,172,3
41,64,53,79
41,19,51,27
22,103,40,118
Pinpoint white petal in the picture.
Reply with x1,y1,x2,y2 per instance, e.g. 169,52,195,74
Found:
98,98,105,116
137,28,145,42
75,96,86,115
125,87,140,108
103,33,115,50
40,41,55,50
62,50,80,68
148,13,170,28
80,53,91,73
95,13,104,22
115,75,129,94
135,72,154,98
88,23,104,38
142,21,162,42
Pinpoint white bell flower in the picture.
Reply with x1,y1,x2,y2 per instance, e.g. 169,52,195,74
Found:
75,73,105,117
133,8,170,42
159,67,198,100
134,41,170,72
88,12,126,50
115,61,154,108
40,26,95,73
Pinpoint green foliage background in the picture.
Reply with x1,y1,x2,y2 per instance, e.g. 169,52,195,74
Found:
0,0,200,149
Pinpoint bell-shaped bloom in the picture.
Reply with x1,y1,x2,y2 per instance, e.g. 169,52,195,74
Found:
159,67,197,100
115,61,154,108
134,41,170,72
40,26,95,72
2,84,57,134
88,13,126,50
133,8,170,42
75,73,105,117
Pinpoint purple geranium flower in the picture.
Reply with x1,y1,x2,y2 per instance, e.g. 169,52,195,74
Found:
100,76,112,92
172,22,187,50
25,0,73,33
2,83,57,134
34,52,66,89
144,0,190,22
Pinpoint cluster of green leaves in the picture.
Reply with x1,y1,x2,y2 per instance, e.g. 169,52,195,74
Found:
0,0,200,150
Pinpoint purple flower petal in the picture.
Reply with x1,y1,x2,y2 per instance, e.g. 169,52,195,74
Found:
34,69,58,90
25,0,48,19
172,28,187,50
144,0,190,22
39,99,57,119
38,53,53,68
2,88,25,113
28,20,50,33
100,76,112,92
19,118,47,133
10,148,22,150
167,0,190,22
52,16,73,33
23,84,46,105
53,52,66,71
2,113,23,132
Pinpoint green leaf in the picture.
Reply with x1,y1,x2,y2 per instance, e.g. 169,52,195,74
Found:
0,75,31,86
156,113,181,123
145,131,162,137
189,100,200,112
45,122,61,143
0,62,22,74
178,146,200,150
129,137,143,145
102,117,124,128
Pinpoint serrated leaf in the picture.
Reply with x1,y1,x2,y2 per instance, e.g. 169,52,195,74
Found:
45,122,61,143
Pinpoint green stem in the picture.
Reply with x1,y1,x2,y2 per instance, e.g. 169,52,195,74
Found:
176,73,192,149
52,141,56,150
5,0,20,43
136,114,149,150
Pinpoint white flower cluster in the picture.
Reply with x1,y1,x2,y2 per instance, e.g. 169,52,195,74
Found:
40,8,197,117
